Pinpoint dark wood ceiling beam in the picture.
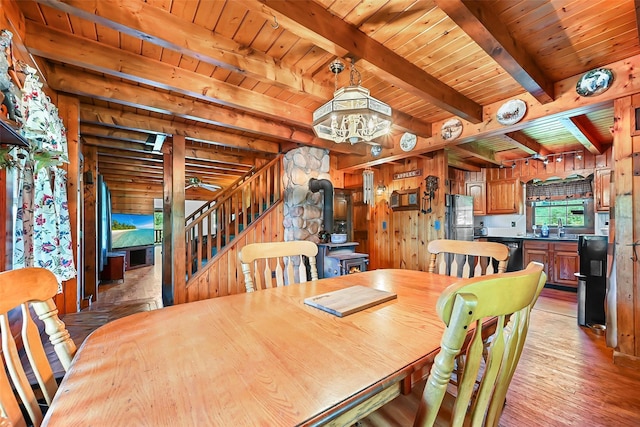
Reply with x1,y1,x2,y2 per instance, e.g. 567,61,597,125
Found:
435,0,554,104
33,0,329,99
83,132,260,165
97,151,251,175
99,182,163,192
45,64,365,154
558,116,605,155
448,142,501,165
26,22,311,128
80,105,281,154
498,131,550,156
447,157,481,172
81,124,151,145
33,0,431,138
249,0,483,123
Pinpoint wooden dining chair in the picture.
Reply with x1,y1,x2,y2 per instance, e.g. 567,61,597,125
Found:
0,267,77,427
428,239,510,278
239,240,319,292
358,262,546,427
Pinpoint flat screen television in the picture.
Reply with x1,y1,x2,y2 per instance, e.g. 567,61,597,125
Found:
111,213,155,249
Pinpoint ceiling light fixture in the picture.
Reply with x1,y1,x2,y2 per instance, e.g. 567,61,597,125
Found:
506,150,583,167
312,58,392,145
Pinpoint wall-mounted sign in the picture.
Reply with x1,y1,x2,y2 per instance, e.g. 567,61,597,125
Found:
393,169,422,180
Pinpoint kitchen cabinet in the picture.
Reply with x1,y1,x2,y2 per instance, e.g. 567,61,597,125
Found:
465,181,486,215
523,240,579,288
595,168,611,212
486,178,522,214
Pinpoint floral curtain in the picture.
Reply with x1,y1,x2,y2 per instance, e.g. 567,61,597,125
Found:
2,30,76,292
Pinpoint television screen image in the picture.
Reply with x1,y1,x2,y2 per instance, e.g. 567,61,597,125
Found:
111,213,155,249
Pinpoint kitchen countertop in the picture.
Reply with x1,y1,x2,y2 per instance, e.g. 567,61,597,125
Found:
475,235,582,242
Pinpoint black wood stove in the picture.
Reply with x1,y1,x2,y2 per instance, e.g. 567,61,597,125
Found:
316,242,369,278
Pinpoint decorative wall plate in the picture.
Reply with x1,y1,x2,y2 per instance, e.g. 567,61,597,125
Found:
496,99,526,125
400,132,417,152
441,118,463,141
370,144,382,157
576,68,614,97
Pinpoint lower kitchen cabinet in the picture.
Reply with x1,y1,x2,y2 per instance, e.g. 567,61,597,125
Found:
523,240,579,289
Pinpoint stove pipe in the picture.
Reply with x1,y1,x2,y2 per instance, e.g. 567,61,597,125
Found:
309,178,333,233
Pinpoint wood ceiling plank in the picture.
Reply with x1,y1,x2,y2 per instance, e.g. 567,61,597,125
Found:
95,146,253,175
34,0,330,99
84,132,262,166
81,124,151,144
248,0,483,123
47,66,365,154
337,52,640,170
80,105,282,153
25,23,311,127
47,63,337,149
435,0,554,104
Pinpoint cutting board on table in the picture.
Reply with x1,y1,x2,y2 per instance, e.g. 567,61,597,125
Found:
304,285,397,317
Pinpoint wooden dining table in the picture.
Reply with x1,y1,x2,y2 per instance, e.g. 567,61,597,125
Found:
42,269,461,426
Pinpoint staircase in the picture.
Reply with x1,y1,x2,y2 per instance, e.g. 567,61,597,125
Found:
184,156,283,297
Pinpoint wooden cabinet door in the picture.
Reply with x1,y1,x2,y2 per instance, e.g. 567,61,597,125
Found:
486,178,521,214
595,168,611,212
554,248,579,288
465,182,486,215
523,243,550,282
553,242,579,288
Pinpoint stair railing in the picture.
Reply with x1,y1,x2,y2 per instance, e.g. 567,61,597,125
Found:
185,155,282,281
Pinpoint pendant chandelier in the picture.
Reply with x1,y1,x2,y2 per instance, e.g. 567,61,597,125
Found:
312,59,392,145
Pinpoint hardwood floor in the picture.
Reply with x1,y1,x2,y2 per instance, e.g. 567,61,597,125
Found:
360,287,640,426
97,246,163,307
89,265,640,426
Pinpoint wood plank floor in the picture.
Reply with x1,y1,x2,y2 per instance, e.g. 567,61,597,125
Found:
360,287,640,426
93,262,640,426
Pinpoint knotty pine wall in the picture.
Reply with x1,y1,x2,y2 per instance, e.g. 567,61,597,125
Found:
346,151,448,271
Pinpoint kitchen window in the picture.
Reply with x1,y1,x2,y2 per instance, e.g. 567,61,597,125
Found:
531,199,587,227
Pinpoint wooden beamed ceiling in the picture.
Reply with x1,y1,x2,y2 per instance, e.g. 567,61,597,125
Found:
6,0,634,188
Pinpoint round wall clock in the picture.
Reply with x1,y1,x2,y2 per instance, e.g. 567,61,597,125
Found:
576,68,614,97
370,144,382,157
400,132,417,152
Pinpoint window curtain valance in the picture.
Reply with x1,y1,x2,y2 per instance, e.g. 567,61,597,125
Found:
526,177,593,201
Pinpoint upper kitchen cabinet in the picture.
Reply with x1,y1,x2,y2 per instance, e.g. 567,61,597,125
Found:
486,178,523,214
595,169,611,212
465,181,486,215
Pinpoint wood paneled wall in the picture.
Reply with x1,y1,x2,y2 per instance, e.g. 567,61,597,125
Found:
184,201,284,302
612,95,640,368
349,151,448,271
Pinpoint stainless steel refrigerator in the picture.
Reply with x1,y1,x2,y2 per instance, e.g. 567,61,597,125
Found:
444,194,474,241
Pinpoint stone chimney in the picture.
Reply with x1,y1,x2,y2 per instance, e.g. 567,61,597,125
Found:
282,147,331,242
